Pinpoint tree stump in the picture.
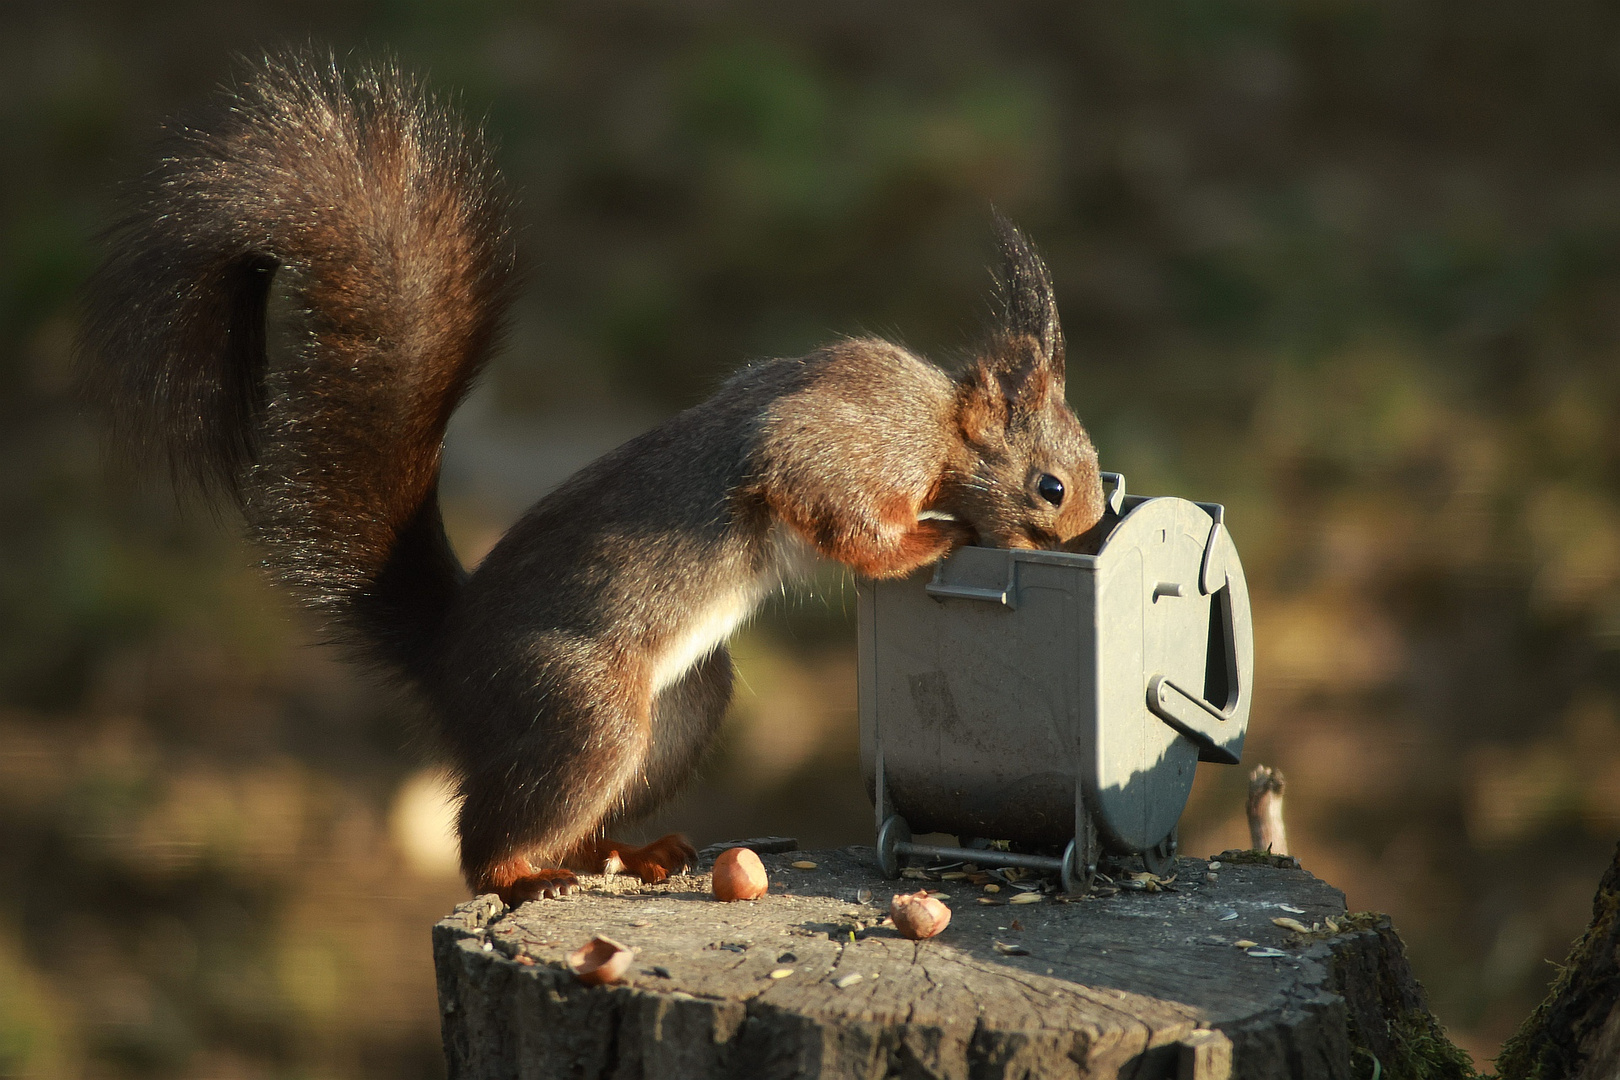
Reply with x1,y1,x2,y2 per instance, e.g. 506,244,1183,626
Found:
434,844,1457,1079
1496,840,1620,1080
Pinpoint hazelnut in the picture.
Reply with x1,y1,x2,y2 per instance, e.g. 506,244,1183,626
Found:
566,936,634,985
890,889,952,939
711,847,768,901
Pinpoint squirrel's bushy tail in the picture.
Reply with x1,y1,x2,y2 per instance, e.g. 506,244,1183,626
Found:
79,52,515,673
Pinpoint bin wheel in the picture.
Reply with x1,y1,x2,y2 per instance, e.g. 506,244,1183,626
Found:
1061,841,1090,895
877,815,911,878
1142,827,1178,876
1063,815,1100,895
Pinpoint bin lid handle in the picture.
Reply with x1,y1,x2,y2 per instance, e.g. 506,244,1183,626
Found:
1146,674,1242,765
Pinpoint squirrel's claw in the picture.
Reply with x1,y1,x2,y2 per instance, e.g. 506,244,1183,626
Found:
627,833,697,884
570,833,696,884
502,868,579,903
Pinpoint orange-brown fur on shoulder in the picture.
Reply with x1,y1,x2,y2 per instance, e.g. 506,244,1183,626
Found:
78,54,1104,904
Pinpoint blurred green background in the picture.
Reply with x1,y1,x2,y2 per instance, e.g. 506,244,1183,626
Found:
7,1,1620,1076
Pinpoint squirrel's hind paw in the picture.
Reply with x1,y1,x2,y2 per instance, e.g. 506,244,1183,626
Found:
501,868,579,903
624,833,697,884
569,833,697,884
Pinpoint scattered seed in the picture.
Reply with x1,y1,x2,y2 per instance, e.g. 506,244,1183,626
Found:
940,871,969,880
1276,904,1306,914
856,888,873,904
482,941,493,952
1009,893,1042,905
1324,917,1341,933
769,968,795,979
792,861,818,870
833,973,864,989
1208,861,1223,870
993,941,1030,956
978,897,1003,906
515,955,536,966
1233,939,1259,948
1273,917,1311,934
984,884,1001,894
1121,871,1177,893
929,892,951,900
1246,947,1289,959
901,868,929,880
1218,911,1239,921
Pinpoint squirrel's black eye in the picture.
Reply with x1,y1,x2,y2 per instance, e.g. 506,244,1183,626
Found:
1037,473,1065,506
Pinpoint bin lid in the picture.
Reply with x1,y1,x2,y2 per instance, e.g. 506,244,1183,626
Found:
1090,496,1252,851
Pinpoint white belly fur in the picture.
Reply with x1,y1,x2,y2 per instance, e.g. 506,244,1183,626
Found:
646,524,823,696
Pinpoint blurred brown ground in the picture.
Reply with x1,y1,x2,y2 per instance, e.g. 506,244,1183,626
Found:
6,2,1620,1076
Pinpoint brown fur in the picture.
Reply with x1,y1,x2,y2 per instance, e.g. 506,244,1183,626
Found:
77,54,1105,905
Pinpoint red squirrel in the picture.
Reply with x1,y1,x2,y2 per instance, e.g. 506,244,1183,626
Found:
78,54,1105,905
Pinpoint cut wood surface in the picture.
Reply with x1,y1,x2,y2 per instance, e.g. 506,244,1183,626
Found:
434,843,1442,1079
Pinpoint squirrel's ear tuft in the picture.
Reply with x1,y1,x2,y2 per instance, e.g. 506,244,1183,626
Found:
965,213,1064,415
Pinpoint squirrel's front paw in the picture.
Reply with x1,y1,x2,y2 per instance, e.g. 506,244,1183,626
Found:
503,868,579,903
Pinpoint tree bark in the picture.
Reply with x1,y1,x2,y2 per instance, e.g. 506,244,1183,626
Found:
1496,841,1620,1080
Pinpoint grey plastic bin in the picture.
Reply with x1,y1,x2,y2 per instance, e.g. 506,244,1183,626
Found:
857,474,1252,892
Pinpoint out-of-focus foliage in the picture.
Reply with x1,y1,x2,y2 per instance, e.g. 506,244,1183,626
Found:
6,1,1620,1075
